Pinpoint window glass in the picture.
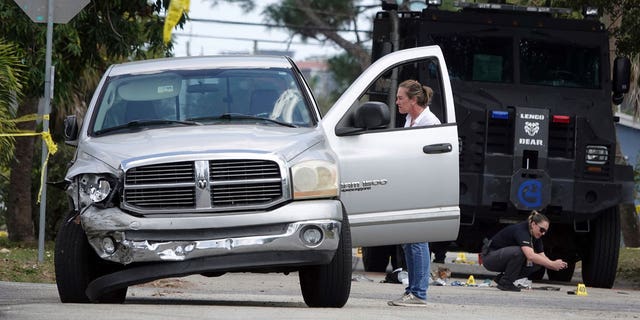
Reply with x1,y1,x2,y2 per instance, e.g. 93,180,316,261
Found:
520,39,600,88
91,68,314,135
432,35,513,83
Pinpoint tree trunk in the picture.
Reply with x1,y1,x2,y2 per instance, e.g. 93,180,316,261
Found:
6,98,38,243
620,202,640,247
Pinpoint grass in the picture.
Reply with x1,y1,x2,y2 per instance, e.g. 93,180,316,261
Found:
0,233,56,284
617,247,640,287
0,231,639,288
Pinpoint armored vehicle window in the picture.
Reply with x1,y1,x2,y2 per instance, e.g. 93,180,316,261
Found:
520,39,600,89
432,35,513,83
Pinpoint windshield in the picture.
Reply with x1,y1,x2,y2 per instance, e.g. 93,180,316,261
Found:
520,38,600,88
90,67,314,135
433,35,513,83
433,34,601,89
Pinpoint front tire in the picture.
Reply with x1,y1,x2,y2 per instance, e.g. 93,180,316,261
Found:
55,213,127,303
299,213,352,308
581,207,620,288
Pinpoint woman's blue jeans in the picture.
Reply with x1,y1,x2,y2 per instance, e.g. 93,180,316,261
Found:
401,242,430,300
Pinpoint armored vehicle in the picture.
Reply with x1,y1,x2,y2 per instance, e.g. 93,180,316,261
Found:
367,1,633,288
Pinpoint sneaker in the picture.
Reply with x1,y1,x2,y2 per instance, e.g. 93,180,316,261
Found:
388,293,427,307
497,279,521,292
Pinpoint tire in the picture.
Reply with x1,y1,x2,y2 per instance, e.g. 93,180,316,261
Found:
55,213,127,303
547,262,575,282
581,207,620,288
362,246,393,272
528,267,545,281
299,213,352,308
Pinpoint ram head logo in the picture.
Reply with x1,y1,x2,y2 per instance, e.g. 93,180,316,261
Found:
524,121,539,137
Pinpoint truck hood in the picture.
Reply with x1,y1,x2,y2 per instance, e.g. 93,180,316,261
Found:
70,125,323,177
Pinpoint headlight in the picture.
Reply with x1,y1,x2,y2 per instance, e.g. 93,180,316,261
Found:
89,179,112,202
292,160,338,200
585,145,608,165
79,174,116,206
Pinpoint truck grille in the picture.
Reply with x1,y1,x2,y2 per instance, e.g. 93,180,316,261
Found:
123,159,283,213
458,109,486,173
210,160,282,206
548,118,575,159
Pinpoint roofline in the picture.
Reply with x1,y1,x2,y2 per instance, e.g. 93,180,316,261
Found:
107,55,294,77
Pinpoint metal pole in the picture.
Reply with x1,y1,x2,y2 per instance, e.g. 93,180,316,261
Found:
388,10,399,127
38,0,54,263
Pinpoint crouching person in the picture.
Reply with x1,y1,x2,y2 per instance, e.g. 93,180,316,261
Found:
481,210,569,292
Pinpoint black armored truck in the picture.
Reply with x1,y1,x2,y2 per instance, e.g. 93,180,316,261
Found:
365,1,634,288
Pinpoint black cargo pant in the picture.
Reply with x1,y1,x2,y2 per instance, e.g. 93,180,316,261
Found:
482,246,541,283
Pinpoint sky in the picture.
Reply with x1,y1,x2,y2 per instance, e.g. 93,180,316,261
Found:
172,0,376,61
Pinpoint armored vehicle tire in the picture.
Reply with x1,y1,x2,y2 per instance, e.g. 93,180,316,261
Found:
547,262,575,282
528,267,545,280
299,213,352,308
362,246,406,272
581,207,620,288
55,213,127,303
362,246,393,272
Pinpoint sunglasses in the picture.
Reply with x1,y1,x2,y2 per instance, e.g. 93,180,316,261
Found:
537,223,548,234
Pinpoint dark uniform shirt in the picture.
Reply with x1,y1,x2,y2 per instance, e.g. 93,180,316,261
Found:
489,221,543,253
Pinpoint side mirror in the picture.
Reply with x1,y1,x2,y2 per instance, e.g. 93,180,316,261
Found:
335,101,391,136
63,115,79,145
354,101,390,129
612,57,630,105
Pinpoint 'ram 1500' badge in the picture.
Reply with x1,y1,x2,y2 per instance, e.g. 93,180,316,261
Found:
340,179,388,192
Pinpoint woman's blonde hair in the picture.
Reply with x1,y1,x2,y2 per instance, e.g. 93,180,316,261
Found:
399,79,433,106
528,210,549,224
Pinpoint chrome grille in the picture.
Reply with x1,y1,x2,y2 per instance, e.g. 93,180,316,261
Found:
123,159,283,212
126,162,194,185
211,159,281,180
210,160,282,206
125,187,195,208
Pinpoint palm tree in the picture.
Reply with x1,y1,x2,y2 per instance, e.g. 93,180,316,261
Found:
0,40,24,168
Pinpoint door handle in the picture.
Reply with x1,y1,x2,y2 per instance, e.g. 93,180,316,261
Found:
423,143,452,154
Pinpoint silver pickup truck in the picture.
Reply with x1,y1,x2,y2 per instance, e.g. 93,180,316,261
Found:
55,46,460,308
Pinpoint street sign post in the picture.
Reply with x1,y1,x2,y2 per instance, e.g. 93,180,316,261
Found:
14,0,89,23
13,0,89,263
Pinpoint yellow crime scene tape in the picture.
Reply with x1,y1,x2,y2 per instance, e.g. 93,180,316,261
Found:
0,113,58,203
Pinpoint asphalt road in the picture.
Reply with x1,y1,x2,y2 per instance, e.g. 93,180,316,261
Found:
1,255,638,320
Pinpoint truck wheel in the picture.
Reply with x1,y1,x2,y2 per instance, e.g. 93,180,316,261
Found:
581,207,620,288
528,267,545,281
55,213,127,303
547,262,575,282
362,246,392,272
299,214,352,307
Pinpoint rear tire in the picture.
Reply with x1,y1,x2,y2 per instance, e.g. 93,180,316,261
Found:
299,214,352,308
55,213,127,303
581,207,620,288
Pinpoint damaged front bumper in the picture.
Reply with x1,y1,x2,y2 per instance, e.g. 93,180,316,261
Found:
80,200,343,266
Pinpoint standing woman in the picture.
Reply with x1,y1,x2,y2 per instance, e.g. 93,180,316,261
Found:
388,80,440,307
482,210,569,292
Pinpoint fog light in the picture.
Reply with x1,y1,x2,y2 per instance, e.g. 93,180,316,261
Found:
585,145,608,165
102,237,116,254
301,227,323,246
